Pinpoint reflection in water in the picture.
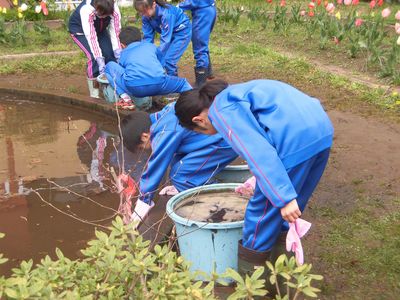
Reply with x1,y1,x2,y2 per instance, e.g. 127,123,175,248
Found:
0,97,149,276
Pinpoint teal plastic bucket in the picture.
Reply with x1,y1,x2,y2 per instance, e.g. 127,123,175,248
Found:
213,164,251,183
166,183,244,280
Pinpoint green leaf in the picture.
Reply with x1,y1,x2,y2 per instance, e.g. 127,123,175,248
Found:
5,288,18,298
302,286,318,298
222,268,244,284
55,248,64,260
251,266,265,280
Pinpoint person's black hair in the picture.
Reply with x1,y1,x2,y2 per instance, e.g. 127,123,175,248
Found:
93,0,114,15
175,79,229,130
119,26,142,45
134,0,168,11
120,111,152,152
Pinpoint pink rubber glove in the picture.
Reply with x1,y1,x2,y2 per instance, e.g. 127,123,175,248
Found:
116,173,138,225
286,218,312,265
159,185,179,196
234,176,256,197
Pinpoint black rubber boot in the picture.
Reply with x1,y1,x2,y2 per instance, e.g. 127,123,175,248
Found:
207,54,214,79
238,240,275,298
194,67,208,88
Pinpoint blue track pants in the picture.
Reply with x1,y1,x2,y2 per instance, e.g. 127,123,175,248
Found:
242,148,331,252
164,26,192,76
105,62,192,97
191,5,217,68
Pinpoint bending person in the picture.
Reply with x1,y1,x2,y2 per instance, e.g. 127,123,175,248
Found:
69,0,122,98
175,79,334,275
134,0,191,76
120,102,237,225
105,26,192,108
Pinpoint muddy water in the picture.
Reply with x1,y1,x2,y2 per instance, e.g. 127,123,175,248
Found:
174,192,248,223
0,97,148,276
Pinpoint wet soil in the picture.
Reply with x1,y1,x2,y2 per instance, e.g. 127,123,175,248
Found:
174,192,248,223
0,63,399,298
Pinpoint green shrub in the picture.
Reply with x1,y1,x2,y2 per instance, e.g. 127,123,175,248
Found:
0,217,322,299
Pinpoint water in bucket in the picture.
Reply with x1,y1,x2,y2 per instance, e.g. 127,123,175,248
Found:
174,192,247,223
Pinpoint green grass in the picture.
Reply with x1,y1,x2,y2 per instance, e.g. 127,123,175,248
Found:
0,54,85,74
317,199,400,298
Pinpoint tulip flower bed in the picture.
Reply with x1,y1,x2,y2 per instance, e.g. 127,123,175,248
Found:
218,0,400,84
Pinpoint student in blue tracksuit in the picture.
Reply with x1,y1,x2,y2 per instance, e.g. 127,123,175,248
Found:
105,26,192,104
134,0,192,77
69,0,122,98
120,103,238,225
179,0,217,87
175,79,334,275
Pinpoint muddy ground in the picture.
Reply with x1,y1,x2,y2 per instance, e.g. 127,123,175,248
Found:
0,63,399,299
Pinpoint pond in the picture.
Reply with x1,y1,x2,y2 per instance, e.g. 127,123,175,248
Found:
0,95,148,276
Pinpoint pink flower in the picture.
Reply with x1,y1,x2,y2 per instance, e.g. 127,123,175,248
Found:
280,0,286,6
395,10,400,21
344,0,351,5
352,0,359,5
300,10,306,16
355,18,363,27
377,0,383,7
308,2,315,9
395,23,400,35
369,0,376,9
382,8,391,18
326,3,335,14
333,36,340,44
337,0,343,4
308,10,315,17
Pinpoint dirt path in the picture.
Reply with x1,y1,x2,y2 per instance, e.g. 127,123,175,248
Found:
0,63,399,298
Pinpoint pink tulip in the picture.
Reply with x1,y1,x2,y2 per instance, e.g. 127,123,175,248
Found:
337,0,343,4
308,2,316,9
369,0,376,9
395,11,400,21
300,10,306,16
382,8,391,18
355,18,363,27
377,0,383,6
333,36,340,44
344,0,351,5
395,23,400,35
352,0,359,5
326,3,335,13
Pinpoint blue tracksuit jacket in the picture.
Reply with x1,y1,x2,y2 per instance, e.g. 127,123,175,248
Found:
119,41,166,86
142,4,190,56
208,80,334,251
208,80,334,209
178,0,215,9
139,103,237,204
